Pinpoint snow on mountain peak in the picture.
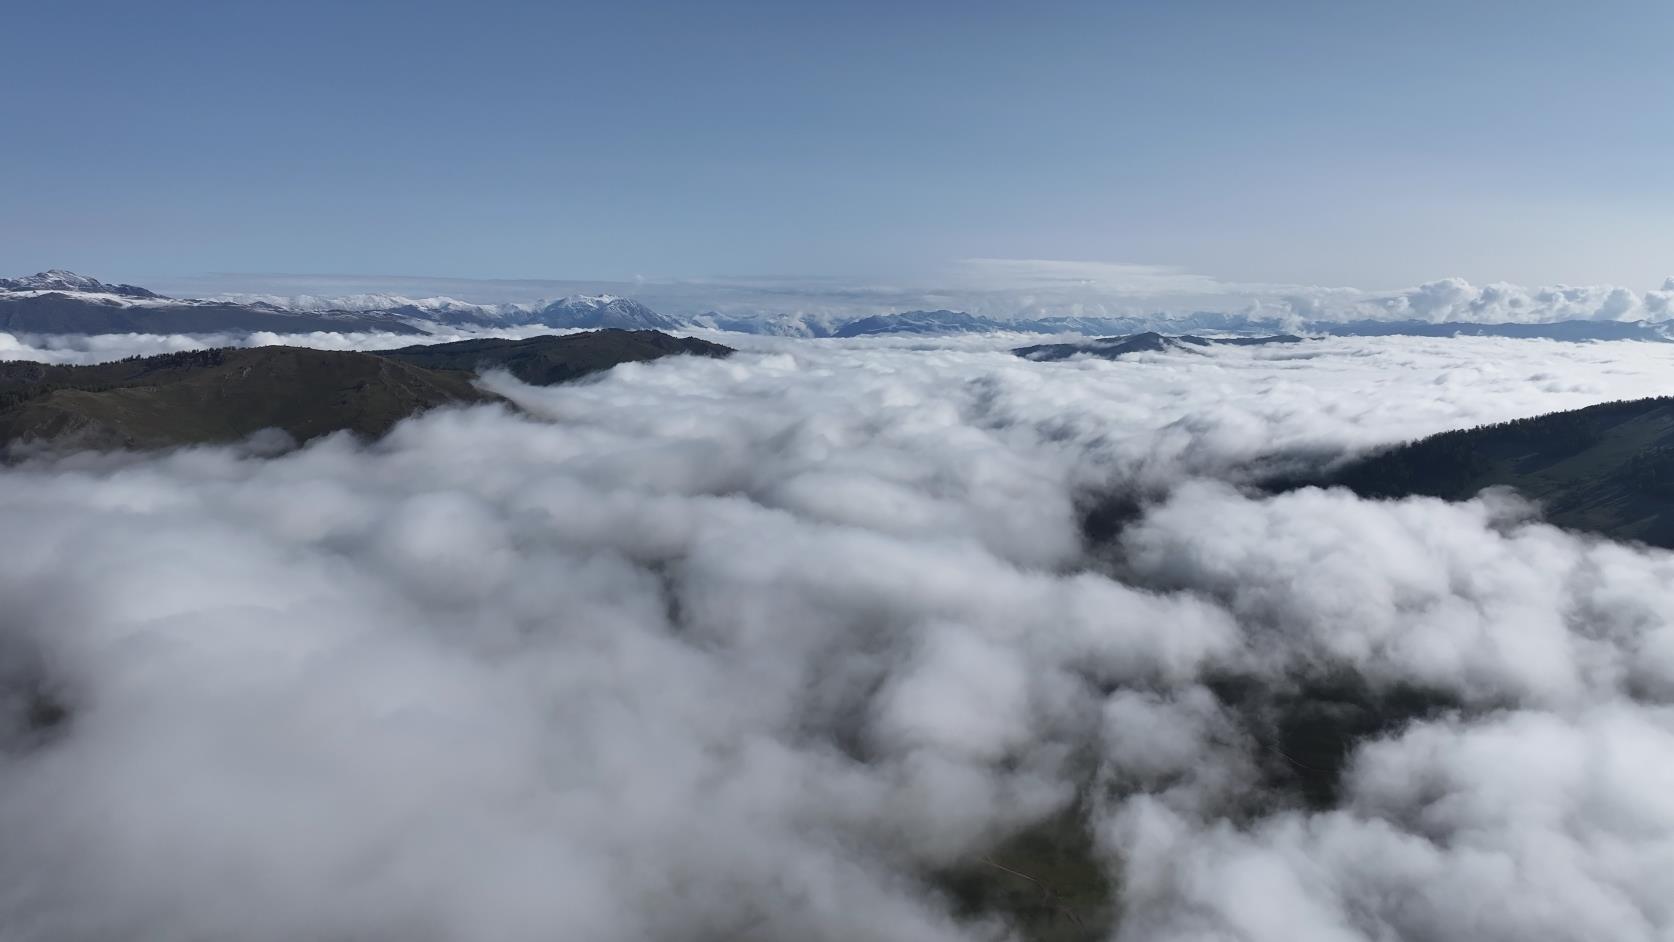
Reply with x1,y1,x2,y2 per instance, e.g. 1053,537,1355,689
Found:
38,269,101,289
553,294,623,308
0,270,165,299
534,294,680,330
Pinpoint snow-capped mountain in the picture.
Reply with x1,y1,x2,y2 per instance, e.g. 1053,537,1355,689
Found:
737,308,1297,338
214,293,540,326
227,291,683,330
0,272,695,336
530,295,684,330
1,271,428,335
831,309,1013,337
0,269,166,300
687,311,850,337
9,270,1671,344
1014,332,1304,361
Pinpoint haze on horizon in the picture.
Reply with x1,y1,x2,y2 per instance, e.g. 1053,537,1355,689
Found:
3,0,1672,294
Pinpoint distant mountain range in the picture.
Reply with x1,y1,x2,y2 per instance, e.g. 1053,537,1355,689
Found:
0,269,163,298
0,271,431,335
0,271,682,337
1014,332,1304,361
829,309,1013,337
5,270,1674,342
0,329,733,452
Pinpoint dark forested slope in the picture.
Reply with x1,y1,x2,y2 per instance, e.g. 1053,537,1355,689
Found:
1327,396,1674,546
375,330,733,385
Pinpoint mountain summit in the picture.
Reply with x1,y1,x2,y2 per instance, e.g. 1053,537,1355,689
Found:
531,295,684,331
0,269,164,299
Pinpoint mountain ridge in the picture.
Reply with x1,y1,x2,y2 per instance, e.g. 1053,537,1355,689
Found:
1014,332,1305,361
374,330,732,385
0,329,735,453
1302,396,1674,548
0,269,164,299
9,270,1674,342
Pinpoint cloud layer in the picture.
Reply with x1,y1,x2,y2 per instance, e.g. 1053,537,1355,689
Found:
3,336,1674,940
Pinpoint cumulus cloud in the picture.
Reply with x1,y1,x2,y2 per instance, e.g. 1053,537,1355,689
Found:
4,336,1674,940
1292,276,1674,324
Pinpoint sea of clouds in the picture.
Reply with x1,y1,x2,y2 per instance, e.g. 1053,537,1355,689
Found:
3,334,1674,940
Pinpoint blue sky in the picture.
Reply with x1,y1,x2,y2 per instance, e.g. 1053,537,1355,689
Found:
3,0,1671,295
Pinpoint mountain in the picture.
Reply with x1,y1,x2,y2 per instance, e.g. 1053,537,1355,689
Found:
0,330,734,452
222,293,525,322
0,347,493,451
688,311,844,337
1026,312,1291,336
0,272,692,336
1321,396,1674,547
1014,332,1303,361
0,271,428,336
219,293,686,331
709,309,1294,338
0,294,431,336
242,291,687,331
718,308,1674,342
832,310,1013,337
0,269,164,299
16,270,1672,344
530,295,684,331
375,330,733,385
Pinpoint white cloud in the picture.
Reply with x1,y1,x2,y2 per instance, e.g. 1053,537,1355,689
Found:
1309,277,1674,325
5,336,1674,939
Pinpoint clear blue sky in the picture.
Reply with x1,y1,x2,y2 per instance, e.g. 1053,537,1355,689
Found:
3,0,1671,291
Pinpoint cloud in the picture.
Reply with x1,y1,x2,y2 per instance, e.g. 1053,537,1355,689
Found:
1305,277,1674,325
1107,704,1674,942
4,336,1674,939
